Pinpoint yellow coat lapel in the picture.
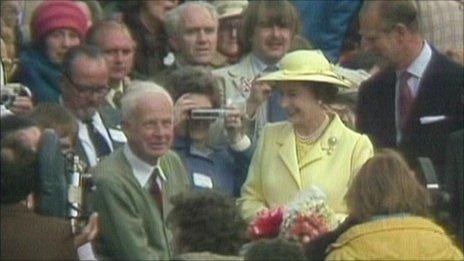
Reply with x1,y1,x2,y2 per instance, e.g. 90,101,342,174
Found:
277,125,301,189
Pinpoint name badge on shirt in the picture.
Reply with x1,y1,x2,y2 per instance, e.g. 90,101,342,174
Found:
193,173,213,189
109,128,127,143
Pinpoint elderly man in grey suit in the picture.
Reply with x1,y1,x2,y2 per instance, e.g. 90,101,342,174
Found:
92,81,190,259
59,45,127,167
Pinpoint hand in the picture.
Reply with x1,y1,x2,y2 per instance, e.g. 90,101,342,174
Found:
246,78,272,119
10,96,33,115
173,93,197,137
73,213,99,248
224,107,244,143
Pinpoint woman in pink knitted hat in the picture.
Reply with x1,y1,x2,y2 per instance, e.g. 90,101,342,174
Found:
16,0,89,103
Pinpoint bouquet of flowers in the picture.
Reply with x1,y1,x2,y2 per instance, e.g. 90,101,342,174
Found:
248,186,338,245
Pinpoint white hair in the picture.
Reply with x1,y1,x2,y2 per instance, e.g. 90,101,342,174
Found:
120,80,173,122
165,1,218,38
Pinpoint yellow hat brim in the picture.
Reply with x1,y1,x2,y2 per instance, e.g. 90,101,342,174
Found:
257,71,352,89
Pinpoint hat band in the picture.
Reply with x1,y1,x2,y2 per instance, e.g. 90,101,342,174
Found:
282,69,339,78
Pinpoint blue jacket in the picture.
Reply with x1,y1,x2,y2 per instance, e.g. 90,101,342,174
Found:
17,46,62,103
173,137,251,197
291,0,363,62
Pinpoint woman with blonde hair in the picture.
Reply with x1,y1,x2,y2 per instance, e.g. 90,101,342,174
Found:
326,149,463,260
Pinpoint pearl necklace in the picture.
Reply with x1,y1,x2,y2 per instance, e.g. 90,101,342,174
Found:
295,115,330,143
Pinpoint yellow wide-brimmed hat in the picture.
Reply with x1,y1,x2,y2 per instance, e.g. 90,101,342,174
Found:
258,50,352,89
213,0,248,20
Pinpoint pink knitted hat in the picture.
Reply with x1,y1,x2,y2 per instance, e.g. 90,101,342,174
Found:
31,0,88,42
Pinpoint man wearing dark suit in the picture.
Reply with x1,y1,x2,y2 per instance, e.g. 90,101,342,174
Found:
59,45,127,168
1,118,77,260
92,81,190,259
356,1,463,172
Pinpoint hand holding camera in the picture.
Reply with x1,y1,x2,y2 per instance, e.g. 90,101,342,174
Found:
1,83,33,116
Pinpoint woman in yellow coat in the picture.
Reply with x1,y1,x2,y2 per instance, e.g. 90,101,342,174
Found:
326,149,463,260
237,50,373,222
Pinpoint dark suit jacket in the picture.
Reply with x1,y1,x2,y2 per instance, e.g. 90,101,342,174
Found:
444,130,463,248
1,203,78,260
357,48,463,170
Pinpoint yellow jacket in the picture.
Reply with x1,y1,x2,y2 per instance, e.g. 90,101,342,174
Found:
237,115,373,222
326,216,464,260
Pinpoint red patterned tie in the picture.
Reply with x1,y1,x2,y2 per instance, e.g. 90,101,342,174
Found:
399,72,414,131
149,168,163,216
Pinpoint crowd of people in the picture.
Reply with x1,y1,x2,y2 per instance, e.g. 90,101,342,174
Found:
1,0,463,260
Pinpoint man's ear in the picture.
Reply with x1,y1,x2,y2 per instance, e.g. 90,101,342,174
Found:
169,36,180,52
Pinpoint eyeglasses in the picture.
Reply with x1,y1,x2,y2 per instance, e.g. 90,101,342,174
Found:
65,74,110,97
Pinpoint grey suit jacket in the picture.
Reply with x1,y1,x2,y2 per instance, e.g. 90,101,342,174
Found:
92,147,190,260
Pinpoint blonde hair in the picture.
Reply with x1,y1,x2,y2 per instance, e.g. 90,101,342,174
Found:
345,149,431,221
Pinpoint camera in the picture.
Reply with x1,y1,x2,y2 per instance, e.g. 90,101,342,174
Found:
190,109,228,120
1,83,29,109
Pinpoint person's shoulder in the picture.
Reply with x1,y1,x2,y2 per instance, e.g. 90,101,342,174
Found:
429,48,463,76
92,148,126,180
161,150,184,167
212,55,251,78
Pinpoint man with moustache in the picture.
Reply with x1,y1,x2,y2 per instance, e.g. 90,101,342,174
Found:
87,19,136,109
59,45,126,167
212,0,300,144
92,81,190,259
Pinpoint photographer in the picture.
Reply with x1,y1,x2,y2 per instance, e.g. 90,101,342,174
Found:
170,67,252,197
1,115,99,260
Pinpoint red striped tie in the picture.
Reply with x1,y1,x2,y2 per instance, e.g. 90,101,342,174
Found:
399,72,414,131
149,168,163,216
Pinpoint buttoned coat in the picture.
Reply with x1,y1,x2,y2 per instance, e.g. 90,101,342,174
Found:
92,148,190,260
237,115,373,222
356,48,463,169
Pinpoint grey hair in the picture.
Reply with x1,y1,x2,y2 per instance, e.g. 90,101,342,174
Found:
120,80,173,122
165,1,218,38
62,45,105,79
86,18,135,47
360,0,420,33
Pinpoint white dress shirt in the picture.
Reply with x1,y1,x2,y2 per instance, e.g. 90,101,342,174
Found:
123,144,166,189
77,112,114,167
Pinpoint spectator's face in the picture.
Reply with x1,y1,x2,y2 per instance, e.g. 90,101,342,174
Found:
187,94,214,144
124,94,174,164
62,57,109,121
45,28,81,64
97,28,135,84
251,16,292,64
217,16,243,59
145,0,179,22
359,11,401,67
279,82,321,129
172,5,218,65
